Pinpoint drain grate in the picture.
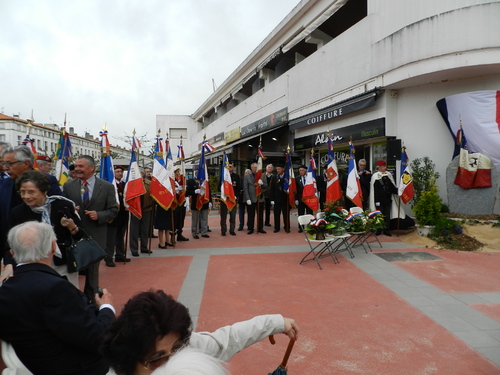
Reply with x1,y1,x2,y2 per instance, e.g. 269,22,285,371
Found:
375,252,442,262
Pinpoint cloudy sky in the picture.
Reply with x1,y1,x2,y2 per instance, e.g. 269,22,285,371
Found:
0,0,300,148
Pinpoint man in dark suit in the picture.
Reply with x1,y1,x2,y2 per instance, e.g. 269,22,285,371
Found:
63,155,118,301
262,164,275,227
243,162,267,235
271,164,290,233
295,164,312,232
0,221,115,375
105,165,130,266
0,145,61,263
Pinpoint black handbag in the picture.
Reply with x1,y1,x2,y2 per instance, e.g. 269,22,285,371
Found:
67,228,107,273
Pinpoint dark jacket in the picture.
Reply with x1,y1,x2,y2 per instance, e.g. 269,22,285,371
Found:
0,263,114,375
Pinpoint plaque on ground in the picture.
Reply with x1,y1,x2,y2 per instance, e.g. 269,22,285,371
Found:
375,252,442,262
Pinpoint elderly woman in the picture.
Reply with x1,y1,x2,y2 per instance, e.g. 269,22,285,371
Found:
1,170,82,286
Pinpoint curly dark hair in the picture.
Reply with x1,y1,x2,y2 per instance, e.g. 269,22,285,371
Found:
100,290,192,375
15,170,51,193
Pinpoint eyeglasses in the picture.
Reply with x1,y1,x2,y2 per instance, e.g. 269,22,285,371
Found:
141,340,186,370
2,161,22,167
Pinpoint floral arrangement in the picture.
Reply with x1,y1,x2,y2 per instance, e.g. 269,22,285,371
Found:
304,218,334,236
365,210,386,232
323,202,386,233
345,213,367,232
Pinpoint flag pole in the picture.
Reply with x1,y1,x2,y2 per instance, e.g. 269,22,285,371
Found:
256,136,263,234
286,145,291,233
166,132,176,248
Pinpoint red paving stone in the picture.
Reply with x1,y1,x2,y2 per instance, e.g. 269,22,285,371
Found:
388,248,500,294
198,252,499,375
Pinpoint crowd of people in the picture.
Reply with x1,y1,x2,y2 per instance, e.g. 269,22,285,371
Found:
0,142,402,374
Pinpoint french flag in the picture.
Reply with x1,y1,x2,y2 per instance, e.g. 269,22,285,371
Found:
302,155,319,212
437,90,500,173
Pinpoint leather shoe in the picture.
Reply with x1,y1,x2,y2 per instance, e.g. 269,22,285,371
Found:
247,230,254,235
105,259,116,267
201,234,210,238
375,229,382,236
258,230,267,234
131,251,139,257
229,231,236,236
383,230,392,237
193,235,199,239
141,250,152,254
151,234,158,238
273,229,280,233
207,229,212,232
265,223,271,227
298,228,303,233
158,244,167,249
177,235,189,242
237,227,243,231
221,232,226,236
115,257,131,262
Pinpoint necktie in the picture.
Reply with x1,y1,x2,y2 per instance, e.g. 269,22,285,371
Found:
302,177,306,185
82,180,90,209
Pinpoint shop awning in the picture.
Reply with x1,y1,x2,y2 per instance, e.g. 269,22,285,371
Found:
289,89,379,131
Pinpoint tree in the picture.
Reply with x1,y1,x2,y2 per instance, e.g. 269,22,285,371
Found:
409,156,440,208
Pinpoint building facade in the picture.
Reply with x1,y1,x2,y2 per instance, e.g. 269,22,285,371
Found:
167,0,499,208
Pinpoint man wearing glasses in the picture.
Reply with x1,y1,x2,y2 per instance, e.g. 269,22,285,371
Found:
0,145,61,264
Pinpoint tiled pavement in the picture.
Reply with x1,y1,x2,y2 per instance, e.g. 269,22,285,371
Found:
3,212,500,374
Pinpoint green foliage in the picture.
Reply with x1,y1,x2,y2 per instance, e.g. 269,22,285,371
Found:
429,217,464,249
413,179,442,226
409,156,440,208
209,175,219,193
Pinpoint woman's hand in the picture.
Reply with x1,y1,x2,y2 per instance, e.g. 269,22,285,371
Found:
282,317,299,340
60,216,75,229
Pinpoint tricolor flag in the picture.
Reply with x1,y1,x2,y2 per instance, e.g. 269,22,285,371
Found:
454,127,493,189
398,146,414,204
23,117,38,166
176,139,186,206
284,150,297,207
220,152,236,211
325,135,342,205
196,143,211,210
302,154,319,212
255,144,265,197
203,141,215,154
437,90,500,172
54,125,72,187
99,128,119,204
150,135,176,210
124,134,146,219
346,142,363,208
164,136,177,210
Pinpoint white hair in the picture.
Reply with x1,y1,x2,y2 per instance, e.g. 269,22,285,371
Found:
151,348,229,375
7,221,56,263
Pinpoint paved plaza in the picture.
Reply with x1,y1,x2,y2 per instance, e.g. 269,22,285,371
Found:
2,212,500,374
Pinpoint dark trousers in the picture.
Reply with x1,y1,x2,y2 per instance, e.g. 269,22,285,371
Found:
84,263,99,303
247,201,264,231
130,210,152,252
174,204,187,236
274,200,290,232
264,198,272,225
220,203,237,234
105,220,128,259
297,201,313,229
379,203,391,229
238,202,246,229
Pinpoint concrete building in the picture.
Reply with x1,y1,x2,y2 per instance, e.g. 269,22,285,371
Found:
162,0,499,211
0,113,152,170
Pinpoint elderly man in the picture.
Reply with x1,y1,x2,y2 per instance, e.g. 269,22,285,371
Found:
63,155,118,301
105,165,130,266
36,154,53,173
0,145,61,263
262,163,275,227
0,221,115,375
243,162,267,235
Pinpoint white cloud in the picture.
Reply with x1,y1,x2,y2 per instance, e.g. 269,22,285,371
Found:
0,0,299,148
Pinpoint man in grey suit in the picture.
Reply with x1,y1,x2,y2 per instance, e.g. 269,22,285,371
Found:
243,162,267,235
63,155,118,302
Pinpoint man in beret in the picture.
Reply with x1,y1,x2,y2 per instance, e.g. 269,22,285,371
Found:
369,160,398,236
36,155,53,174
295,164,312,232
